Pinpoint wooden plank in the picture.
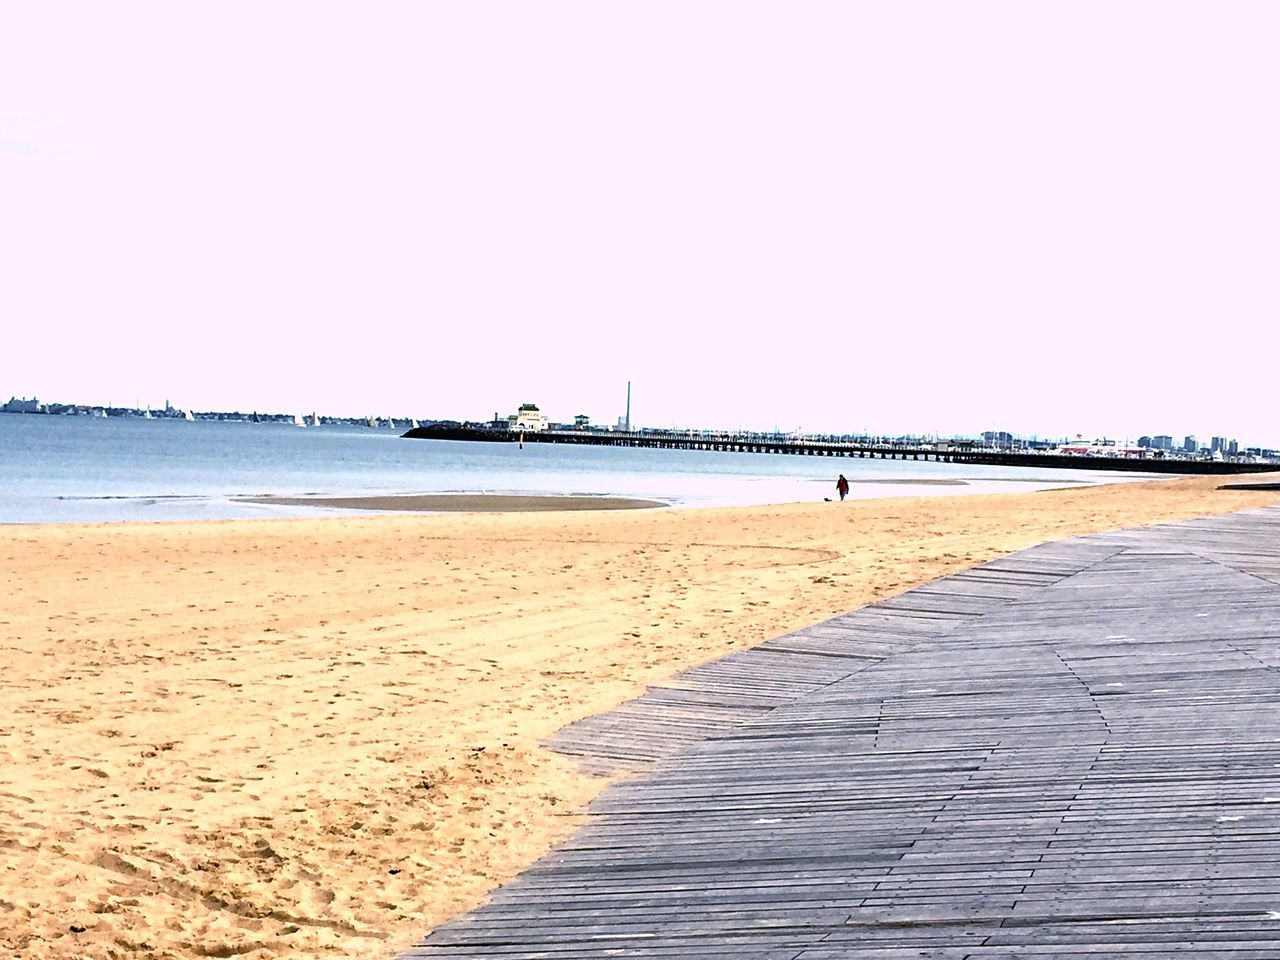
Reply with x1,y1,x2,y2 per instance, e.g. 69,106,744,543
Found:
405,505,1280,959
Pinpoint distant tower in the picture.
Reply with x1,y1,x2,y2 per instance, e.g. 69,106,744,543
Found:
625,381,631,432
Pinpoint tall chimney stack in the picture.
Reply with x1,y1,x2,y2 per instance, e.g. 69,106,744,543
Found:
625,381,631,432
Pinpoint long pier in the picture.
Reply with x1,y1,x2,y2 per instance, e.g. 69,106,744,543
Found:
402,426,1275,475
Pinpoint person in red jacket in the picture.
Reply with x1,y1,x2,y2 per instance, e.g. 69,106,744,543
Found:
836,474,849,501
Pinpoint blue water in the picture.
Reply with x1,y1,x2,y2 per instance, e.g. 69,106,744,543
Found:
0,413,1159,523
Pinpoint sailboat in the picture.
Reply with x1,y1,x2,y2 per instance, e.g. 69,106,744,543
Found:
293,413,306,427
183,410,195,422
250,411,260,423
386,417,397,430
142,410,153,420
410,418,420,430
365,415,376,428
307,411,320,427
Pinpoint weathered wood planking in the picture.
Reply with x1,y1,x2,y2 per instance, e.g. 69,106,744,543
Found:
405,505,1280,959
547,539,1125,774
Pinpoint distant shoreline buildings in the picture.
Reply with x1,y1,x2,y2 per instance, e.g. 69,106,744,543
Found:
0,396,398,429
4,394,1278,463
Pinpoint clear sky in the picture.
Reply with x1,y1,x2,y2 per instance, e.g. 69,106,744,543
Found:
3,3,1277,444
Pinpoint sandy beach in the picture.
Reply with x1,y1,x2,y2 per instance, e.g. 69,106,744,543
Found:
5,474,1280,959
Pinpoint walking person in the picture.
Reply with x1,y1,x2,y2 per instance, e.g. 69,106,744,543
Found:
836,474,849,501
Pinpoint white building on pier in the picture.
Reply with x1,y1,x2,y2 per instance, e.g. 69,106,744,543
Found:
508,403,549,432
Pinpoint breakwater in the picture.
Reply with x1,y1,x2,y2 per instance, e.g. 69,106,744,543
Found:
402,427,1275,475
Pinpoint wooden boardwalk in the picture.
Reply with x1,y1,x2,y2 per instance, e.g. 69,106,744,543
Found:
405,506,1280,959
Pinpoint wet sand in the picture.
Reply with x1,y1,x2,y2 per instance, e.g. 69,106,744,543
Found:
4,473,1280,959
237,494,667,512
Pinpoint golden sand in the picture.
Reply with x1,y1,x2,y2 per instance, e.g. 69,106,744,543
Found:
4,474,1280,959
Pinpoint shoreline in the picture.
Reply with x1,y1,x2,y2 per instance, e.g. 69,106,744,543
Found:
235,493,669,513
7,473,1280,959
11,473,1140,526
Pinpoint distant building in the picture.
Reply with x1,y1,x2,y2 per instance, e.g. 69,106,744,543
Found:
1138,436,1153,448
1153,435,1173,451
1183,435,1198,453
573,414,590,430
1228,439,1239,456
507,403,549,433
982,430,1013,448
1211,436,1228,453
1059,437,1145,458
3,396,41,413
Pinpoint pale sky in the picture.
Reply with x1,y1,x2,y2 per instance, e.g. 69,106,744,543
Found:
3,2,1277,444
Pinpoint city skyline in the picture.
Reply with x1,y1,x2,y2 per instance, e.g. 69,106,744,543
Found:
5,4,1279,445
2,389,1270,455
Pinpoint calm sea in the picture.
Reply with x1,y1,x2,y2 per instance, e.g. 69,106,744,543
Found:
0,414,1157,523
